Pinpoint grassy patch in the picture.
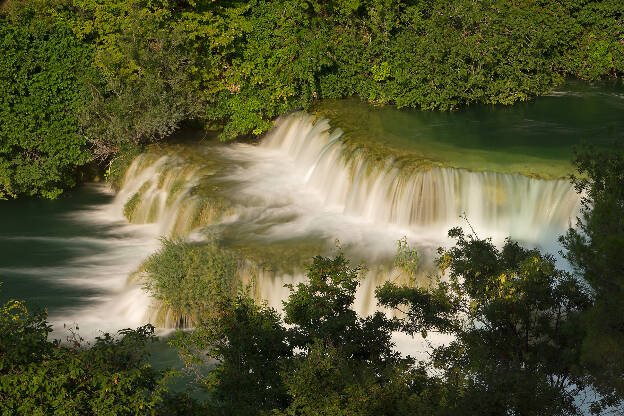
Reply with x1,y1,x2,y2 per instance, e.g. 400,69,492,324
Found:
123,193,141,221
142,238,240,325
107,143,144,190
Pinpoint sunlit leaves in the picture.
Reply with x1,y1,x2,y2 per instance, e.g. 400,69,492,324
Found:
0,300,170,414
0,6,94,198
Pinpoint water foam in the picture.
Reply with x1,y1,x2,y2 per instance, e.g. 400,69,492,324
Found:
53,113,581,341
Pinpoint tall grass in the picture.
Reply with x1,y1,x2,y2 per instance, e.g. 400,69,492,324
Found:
143,238,240,325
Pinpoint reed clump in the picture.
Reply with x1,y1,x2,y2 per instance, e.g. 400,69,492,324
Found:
142,238,240,327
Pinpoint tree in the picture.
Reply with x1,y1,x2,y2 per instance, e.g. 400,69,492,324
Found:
279,340,439,416
0,299,171,414
279,254,435,416
377,229,593,415
284,255,398,364
0,2,94,198
561,146,624,409
76,0,205,158
171,295,292,416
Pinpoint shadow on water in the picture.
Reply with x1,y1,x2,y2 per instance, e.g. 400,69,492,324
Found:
0,186,117,312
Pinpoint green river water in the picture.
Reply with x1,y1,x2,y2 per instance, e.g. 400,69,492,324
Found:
0,80,622,369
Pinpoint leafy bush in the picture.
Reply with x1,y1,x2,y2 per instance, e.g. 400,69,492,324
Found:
0,3,94,198
0,299,171,414
143,238,240,324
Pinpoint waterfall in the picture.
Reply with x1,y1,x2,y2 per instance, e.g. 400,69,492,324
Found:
259,113,580,245
96,112,581,330
111,148,236,237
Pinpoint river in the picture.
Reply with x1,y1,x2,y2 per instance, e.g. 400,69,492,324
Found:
1,80,622,355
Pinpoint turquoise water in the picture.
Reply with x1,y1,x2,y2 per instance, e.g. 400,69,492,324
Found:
314,80,624,178
0,184,188,383
0,186,115,313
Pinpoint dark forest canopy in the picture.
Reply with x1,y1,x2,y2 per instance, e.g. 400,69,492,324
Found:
0,0,622,198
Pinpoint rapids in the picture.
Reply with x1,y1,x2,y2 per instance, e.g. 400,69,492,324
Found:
73,112,579,333
10,78,621,339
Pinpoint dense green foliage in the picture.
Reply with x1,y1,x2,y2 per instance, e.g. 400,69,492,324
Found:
171,254,440,416
1,0,622,197
172,295,292,415
74,0,205,158
561,146,624,409
143,238,239,324
0,2,94,198
378,231,592,415
0,299,171,414
166,242,610,415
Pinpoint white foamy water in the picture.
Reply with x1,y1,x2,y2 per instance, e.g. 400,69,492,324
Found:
252,114,580,247
41,188,162,339
44,113,581,347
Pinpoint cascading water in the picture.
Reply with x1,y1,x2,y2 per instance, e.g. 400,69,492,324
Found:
32,111,580,338
82,112,580,332
258,114,580,246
